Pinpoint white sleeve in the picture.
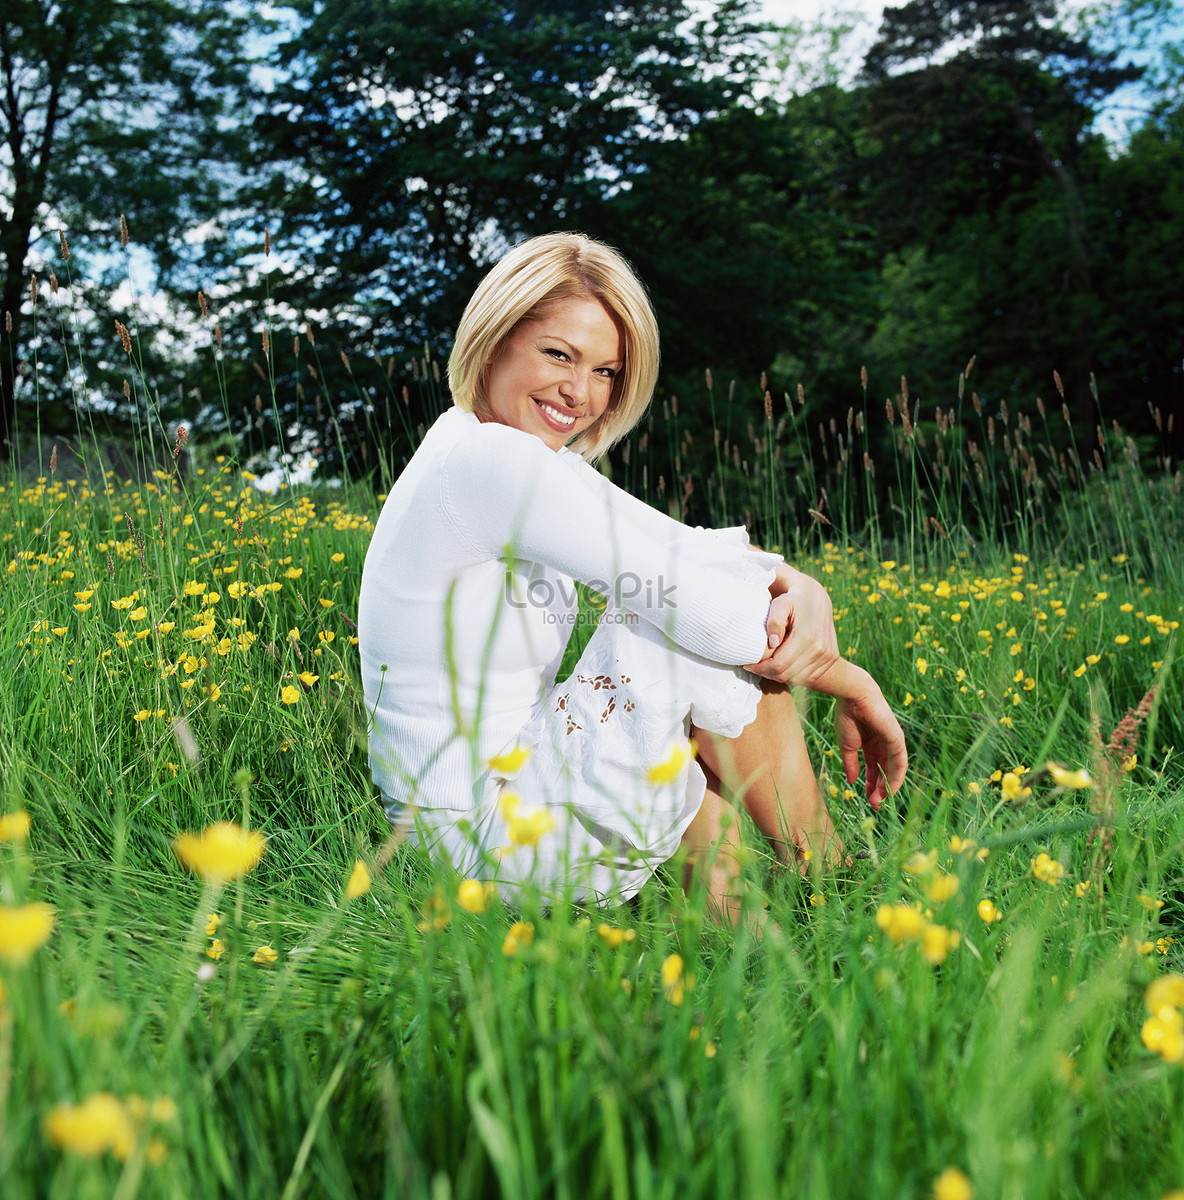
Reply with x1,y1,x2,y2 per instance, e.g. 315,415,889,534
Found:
438,422,775,666
561,451,767,552
563,451,784,578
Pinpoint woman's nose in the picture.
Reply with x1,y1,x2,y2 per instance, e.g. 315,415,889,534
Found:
559,371,587,407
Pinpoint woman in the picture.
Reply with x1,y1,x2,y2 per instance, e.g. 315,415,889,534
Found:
359,232,907,926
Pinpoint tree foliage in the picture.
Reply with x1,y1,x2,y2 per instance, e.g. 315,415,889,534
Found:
252,0,763,343
0,0,263,457
2,0,1181,484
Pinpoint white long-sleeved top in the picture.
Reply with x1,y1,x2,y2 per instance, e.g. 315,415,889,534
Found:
358,406,780,810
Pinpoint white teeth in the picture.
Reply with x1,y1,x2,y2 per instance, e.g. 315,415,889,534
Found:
537,401,575,426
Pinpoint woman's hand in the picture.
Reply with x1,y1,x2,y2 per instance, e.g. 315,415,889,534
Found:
834,676,908,810
745,565,840,688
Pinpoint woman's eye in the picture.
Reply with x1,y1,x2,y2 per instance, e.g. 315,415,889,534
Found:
545,348,568,361
596,368,618,380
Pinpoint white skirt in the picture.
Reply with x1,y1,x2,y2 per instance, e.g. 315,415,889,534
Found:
393,606,763,905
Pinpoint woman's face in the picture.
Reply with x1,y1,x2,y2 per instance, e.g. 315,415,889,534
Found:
481,297,623,452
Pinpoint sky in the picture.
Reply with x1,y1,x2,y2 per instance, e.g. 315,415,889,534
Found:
758,0,884,33
750,0,1181,137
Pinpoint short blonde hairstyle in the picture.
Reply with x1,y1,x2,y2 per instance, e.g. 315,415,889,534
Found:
448,232,659,461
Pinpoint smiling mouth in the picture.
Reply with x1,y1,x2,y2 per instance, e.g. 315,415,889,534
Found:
534,399,578,430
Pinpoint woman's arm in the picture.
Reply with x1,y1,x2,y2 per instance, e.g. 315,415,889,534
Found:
749,640,907,808
439,423,776,666
744,572,907,806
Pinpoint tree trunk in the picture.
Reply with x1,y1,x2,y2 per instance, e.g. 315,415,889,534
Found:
0,248,30,462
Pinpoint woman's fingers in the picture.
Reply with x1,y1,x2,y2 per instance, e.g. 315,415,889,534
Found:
836,692,909,811
765,594,791,650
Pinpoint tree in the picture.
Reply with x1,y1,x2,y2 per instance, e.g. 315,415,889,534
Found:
0,0,264,460
853,0,1141,421
246,1,764,346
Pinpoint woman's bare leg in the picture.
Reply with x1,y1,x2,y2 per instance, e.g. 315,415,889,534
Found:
679,761,768,933
692,678,841,871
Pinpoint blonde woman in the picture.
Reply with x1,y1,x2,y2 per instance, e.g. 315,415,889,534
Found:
359,232,907,925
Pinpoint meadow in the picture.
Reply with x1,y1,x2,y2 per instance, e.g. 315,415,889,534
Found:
0,334,1182,1200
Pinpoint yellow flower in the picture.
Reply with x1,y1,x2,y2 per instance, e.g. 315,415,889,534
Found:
44,1093,135,1160
977,898,1002,923
1115,634,1130,645
133,709,150,722
284,567,303,579
129,606,147,621
205,913,221,936
875,903,926,945
228,581,248,599
948,835,976,855
502,920,534,956
296,671,319,687
183,580,205,596
1047,763,1092,789
508,808,556,848
661,953,686,1005
921,923,960,964
933,1166,974,1200
924,872,960,903
280,685,301,705
0,902,55,964
207,938,226,960
110,594,137,611
172,821,266,883
597,923,637,948
1075,881,1092,898
1031,852,1065,886
1001,771,1031,801
417,889,451,933
1146,975,1184,1017
253,945,278,965
647,739,693,785
331,552,345,563
1138,893,1165,912
457,879,497,914
1142,1011,1184,1063
500,792,556,848
0,809,30,844
903,849,938,875
318,631,335,643
345,859,372,900
489,745,532,777
1122,754,1138,772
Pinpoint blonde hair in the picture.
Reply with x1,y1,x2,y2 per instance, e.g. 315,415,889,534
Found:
448,232,658,461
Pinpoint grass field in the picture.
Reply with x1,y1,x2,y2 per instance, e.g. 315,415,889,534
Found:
0,388,1182,1199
